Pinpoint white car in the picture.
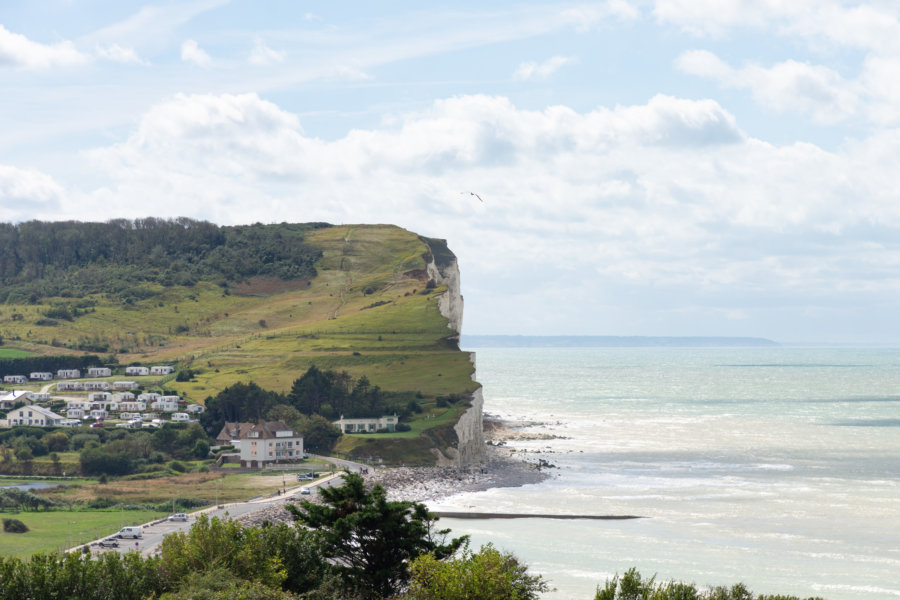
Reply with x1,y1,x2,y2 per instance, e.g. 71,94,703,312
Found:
168,513,189,522
300,487,311,495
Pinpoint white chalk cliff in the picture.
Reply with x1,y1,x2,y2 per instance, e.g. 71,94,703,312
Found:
423,239,485,467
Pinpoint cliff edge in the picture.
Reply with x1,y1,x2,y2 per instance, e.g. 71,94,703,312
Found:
421,237,485,467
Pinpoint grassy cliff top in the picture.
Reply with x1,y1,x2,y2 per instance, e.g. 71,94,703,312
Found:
0,223,476,402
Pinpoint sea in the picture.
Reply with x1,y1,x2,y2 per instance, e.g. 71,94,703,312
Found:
428,347,900,599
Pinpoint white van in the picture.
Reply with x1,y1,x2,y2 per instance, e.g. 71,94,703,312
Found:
117,526,143,539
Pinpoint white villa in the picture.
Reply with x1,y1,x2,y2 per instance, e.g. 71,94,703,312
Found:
118,401,147,412
185,403,205,414
334,414,400,433
8,405,65,426
238,421,303,468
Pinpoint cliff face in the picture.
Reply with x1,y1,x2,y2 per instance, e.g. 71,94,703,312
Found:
422,237,485,467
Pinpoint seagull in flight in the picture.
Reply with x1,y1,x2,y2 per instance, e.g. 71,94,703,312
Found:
461,191,483,202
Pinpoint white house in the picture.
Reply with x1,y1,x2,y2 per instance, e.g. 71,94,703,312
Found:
125,366,150,376
30,372,53,381
185,403,205,414
333,414,400,433
88,392,112,403
150,365,174,375
171,412,190,422
57,369,81,379
8,405,65,426
57,381,84,391
67,407,85,419
89,409,108,420
120,412,142,421
138,392,160,402
66,400,89,410
27,392,51,402
113,381,139,391
3,375,27,384
87,367,112,377
151,398,179,412
118,401,147,412
239,421,303,468
0,390,32,410
84,381,110,391
113,392,136,402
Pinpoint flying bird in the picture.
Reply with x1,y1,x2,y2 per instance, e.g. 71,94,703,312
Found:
461,191,483,202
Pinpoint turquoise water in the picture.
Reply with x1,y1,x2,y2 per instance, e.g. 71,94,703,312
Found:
430,347,900,599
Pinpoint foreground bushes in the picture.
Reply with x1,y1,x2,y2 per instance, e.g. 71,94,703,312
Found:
595,568,826,600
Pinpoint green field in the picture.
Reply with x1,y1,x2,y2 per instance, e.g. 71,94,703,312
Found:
0,509,167,557
0,348,31,358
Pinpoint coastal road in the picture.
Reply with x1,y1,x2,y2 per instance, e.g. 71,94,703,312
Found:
80,460,372,557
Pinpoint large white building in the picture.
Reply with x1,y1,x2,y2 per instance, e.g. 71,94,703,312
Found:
238,421,303,468
334,414,399,433
7,405,65,426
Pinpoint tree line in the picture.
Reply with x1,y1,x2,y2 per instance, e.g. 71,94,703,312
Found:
200,366,420,446
0,218,327,303
0,354,104,378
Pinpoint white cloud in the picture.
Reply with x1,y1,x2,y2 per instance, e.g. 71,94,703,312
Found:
514,55,576,81
62,92,900,339
87,0,229,52
95,43,147,65
248,38,286,66
0,24,90,69
677,50,859,123
560,1,641,32
0,165,65,221
181,39,212,67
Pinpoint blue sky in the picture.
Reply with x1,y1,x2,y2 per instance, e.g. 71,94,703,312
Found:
3,1,900,344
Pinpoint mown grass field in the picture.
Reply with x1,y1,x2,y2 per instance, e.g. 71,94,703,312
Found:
0,509,167,557
0,348,32,358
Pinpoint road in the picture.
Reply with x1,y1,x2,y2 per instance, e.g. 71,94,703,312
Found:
80,455,370,558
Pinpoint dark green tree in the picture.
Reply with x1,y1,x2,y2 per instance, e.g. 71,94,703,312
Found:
286,473,466,599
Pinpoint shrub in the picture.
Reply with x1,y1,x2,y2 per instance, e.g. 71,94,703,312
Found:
2,518,28,533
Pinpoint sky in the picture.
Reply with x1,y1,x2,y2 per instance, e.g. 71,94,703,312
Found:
3,1,900,344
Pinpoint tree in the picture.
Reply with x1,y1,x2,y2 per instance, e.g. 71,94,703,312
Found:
296,414,341,454
405,543,549,600
286,473,466,599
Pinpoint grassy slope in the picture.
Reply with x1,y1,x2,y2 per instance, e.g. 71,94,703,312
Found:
0,224,477,464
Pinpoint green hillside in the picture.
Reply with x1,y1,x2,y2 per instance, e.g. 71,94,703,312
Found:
0,221,477,464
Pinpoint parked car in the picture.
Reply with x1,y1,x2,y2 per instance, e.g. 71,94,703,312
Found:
296,473,314,481
168,513,188,522
116,526,143,539
300,487,311,495
97,537,119,548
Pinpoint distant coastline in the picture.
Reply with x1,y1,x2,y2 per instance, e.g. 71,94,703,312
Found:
461,335,779,348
